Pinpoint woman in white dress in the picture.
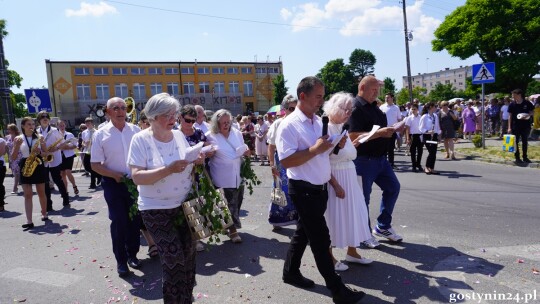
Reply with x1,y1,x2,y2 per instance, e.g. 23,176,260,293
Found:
323,92,373,271
254,115,269,165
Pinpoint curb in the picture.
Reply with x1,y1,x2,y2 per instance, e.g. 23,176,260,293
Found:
456,153,539,169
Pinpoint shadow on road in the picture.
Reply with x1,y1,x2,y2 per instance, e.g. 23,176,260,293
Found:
0,210,22,218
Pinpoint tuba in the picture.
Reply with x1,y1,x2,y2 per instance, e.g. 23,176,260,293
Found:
44,137,65,163
125,97,137,124
22,137,43,177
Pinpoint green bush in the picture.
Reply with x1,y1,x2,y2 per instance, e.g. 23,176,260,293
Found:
472,134,483,148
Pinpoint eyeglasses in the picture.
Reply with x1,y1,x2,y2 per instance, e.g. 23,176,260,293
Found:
40,115,50,119
339,106,353,114
183,118,196,124
112,106,127,112
287,107,296,112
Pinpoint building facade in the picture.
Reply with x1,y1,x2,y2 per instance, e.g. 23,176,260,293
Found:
402,66,472,94
45,60,283,127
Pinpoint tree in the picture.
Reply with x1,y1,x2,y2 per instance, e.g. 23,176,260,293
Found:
526,80,540,96
381,77,396,97
272,74,288,106
11,93,28,117
428,83,457,102
349,49,376,80
2,19,25,127
432,0,540,93
462,77,482,100
316,58,353,98
396,87,427,105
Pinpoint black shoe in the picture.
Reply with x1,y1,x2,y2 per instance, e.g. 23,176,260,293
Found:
127,257,141,269
412,167,418,172
417,166,424,172
89,185,96,189
117,263,130,277
515,158,523,164
22,223,35,229
63,198,70,206
41,216,49,221
523,157,532,163
332,284,366,304
283,273,315,289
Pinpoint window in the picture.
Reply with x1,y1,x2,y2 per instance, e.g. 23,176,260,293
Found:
148,67,162,75
214,82,225,93
165,68,179,75
74,67,90,75
132,83,146,99
150,82,163,95
199,82,210,93
131,67,145,75
458,82,463,86
458,73,463,78
229,81,239,93
115,83,128,98
183,82,195,94
181,67,194,74
241,67,252,74
112,68,127,75
212,67,224,74
268,67,280,74
227,67,238,74
243,81,253,96
76,84,91,100
256,67,267,74
445,80,450,84
167,82,179,95
435,73,440,78
96,84,110,100
197,67,209,74
93,67,108,75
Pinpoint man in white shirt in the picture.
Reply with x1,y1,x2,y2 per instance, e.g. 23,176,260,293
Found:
380,93,402,169
194,105,211,134
499,97,510,139
0,137,6,211
276,76,365,304
91,97,142,277
36,111,70,210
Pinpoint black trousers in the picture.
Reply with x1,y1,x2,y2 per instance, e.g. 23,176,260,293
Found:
0,165,6,206
284,179,342,292
513,128,531,159
45,165,69,209
409,134,423,169
387,133,397,165
423,133,438,169
83,154,102,186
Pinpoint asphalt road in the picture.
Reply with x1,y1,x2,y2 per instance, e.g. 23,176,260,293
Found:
0,150,539,304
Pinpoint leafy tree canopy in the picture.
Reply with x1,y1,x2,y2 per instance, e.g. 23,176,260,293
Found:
432,0,540,93
396,86,427,105
316,58,353,98
272,74,288,106
349,49,376,80
381,77,396,97
428,83,457,102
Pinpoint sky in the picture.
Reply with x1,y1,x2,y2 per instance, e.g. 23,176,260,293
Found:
2,0,481,96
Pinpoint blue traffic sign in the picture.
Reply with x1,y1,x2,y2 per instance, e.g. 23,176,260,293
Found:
472,62,495,84
24,89,52,113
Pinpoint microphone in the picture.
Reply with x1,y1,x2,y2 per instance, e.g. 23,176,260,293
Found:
322,115,329,136
333,124,349,155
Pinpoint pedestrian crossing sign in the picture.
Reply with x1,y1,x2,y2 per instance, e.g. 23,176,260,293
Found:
472,62,496,84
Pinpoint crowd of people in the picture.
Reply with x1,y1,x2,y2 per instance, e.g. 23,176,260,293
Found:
0,76,537,303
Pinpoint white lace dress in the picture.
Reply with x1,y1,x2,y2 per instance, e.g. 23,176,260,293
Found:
324,123,372,248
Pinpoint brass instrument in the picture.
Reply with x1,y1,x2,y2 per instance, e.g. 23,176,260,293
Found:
125,97,137,124
22,137,43,177
44,137,65,163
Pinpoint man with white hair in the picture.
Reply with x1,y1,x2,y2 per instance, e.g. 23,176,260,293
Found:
194,105,211,134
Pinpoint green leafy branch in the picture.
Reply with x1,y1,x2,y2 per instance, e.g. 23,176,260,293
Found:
121,175,140,221
240,157,261,195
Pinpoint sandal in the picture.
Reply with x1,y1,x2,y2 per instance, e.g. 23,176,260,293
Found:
73,186,79,195
229,232,242,243
147,245,158,258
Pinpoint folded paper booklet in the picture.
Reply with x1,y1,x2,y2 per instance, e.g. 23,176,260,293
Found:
185,142,204,162
327,129,348,150
356,125,381,144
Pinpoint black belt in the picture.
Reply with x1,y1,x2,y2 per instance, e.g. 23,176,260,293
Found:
289,179,327,191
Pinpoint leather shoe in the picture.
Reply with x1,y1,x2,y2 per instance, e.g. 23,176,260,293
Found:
332,284,365,304
283,272,315,288
117,263,130,277
127,257,141,269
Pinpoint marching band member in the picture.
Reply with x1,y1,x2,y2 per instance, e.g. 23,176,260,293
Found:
57,119,79,196
81,117,101,189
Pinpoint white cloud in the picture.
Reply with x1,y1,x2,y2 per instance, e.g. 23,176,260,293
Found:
289,3,327,32
280,8,292,21
65,1,117,17
340,6,402,36
324,0,380,18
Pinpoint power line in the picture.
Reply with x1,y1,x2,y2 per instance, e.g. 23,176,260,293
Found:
105,0,401,32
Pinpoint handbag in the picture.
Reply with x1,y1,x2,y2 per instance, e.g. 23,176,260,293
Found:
270,175,288,207
502,134,516,153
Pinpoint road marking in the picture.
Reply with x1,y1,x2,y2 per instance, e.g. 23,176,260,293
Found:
1,267,83,287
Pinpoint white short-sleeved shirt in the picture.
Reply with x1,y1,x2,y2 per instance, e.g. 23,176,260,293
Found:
81,129,96,154
16,135,42,158
91,122,140,176
206,128,248,189
127,129,193,211
266,118,283,145
405,114,422,134
501,105,510,120
419,113,441,135
380,103,402,126
38,126,64,168
60,131,76,158
194,121,210,134
276,110,331,185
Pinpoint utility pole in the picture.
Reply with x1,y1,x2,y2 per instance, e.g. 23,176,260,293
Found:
402,0,413,103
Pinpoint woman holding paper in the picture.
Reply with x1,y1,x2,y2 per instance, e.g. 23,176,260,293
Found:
128,93,201,303
419,102,442,175
323,92,373,271
207,109,250,243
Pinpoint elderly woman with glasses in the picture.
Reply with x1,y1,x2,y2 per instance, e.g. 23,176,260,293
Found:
266,94,299,230
206,109,250,243
128,93,202,303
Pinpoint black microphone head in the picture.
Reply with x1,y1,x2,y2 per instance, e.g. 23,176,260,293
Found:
342,124,349,131
322,115,329,123
322,115,329,136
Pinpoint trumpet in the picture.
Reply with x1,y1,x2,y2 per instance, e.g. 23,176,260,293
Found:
44,137,64,163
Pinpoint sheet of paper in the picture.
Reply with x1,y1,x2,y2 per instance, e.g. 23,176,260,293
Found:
358,125,381,144
185,142,204,162
201,145,214,154
327,129,348,150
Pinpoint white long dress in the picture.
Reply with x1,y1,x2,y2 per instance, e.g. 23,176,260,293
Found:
325,123,372,248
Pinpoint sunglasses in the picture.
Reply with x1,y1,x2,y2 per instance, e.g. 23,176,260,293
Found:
183,118,196,124
40,115,50,119
288,107,296,112
112,106,127,111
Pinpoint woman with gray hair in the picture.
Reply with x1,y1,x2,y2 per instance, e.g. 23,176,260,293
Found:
323,92,372,271
206,109,250,243
266,94,299,229
128,93,202,303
